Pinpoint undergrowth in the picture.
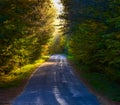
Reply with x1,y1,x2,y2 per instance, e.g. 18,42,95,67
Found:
0,56,49,89
68,55,120,102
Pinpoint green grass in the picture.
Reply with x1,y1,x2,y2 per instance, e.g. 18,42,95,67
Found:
68,55,120,102
82,72,120,101
0,56,50,89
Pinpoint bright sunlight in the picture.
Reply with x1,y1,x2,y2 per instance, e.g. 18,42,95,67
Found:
52,0,63,15
51,0,64,35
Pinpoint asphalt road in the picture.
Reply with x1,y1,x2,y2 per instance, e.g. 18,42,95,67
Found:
12,54,100,105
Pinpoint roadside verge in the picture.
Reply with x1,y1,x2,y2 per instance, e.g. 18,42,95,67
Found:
67,58,120,105
0,56,49,104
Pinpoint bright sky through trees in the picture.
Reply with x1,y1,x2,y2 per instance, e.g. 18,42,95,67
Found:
51,0,64,35
52,0,63,14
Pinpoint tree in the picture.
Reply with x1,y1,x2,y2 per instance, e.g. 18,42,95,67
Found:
61,0,120,83
0,0,55,74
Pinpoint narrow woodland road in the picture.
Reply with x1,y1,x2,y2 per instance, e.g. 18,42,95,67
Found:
12,54,100,105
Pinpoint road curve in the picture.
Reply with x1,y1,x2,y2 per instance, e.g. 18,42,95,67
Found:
12,54,100,105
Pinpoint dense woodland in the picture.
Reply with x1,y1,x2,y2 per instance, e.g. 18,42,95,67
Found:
61,0,120,83
0,0,120,84
0,0,55,74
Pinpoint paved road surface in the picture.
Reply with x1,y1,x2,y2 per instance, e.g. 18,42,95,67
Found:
12,54,100,105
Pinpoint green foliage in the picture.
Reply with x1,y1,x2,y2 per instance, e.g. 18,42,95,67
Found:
0,0,55,74
62,0,120,85
81,70,120,101
68,56,120,101
0,56,49,88
49,34,66,54
69,21,107,72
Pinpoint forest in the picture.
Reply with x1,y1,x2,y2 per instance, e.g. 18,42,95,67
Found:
0,0,120,102
0,0,55,75
61,0,120,83
60,0,120,101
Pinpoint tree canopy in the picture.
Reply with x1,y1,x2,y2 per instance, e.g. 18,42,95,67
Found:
61,0,120,83
0,0,55,74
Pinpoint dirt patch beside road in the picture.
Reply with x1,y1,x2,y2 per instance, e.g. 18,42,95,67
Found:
0,78,28,104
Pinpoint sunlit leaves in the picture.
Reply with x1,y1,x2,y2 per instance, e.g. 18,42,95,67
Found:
0,0,55,74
